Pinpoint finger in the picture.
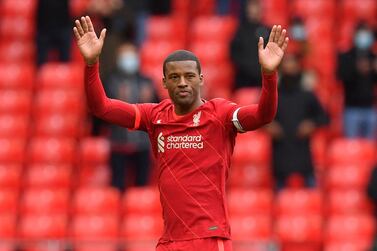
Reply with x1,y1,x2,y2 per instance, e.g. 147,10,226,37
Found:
274,25,282,43
99,28,107,43
81,16,88,33
86,16,94,32
278,29,287,47
281,37,289,52
258,37,264,51
73,27,81,41
268,25,277,43
75,19,84,36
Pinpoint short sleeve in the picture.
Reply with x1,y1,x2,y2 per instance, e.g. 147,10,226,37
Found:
133,103,157,132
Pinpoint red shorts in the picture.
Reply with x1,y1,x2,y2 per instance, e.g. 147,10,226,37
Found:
156,238,232,251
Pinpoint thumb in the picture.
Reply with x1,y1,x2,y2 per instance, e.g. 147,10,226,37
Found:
258,37,264,52
99,28,107,43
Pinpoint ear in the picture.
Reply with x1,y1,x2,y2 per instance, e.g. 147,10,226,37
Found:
162,77,167,89
199,74,204,86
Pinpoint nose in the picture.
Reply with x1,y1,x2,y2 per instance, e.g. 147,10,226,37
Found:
177,76,188,87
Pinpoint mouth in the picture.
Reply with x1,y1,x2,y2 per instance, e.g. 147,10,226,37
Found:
176,90,190,98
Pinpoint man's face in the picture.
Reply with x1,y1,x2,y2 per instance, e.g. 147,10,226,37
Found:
163,60,203,110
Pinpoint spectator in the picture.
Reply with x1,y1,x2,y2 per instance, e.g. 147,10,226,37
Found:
367,164,377,251
104,41,159,191
337,23,377,140
230,0,270,89
36,0,72,66
265,53,328,189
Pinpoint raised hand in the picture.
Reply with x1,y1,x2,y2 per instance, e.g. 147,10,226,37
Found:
73,16,106,65
258,25,289,74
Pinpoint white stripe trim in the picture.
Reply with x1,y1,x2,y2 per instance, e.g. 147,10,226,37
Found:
232,107,245,133
217,239,225,251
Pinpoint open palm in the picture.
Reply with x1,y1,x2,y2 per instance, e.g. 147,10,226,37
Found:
258,25,289,73
73,16,106,65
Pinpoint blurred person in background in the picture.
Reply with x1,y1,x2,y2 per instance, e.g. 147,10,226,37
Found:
367,163,377,251
337,22,377,140
265,53,328,189
230,0,270,89
36,0,72,66
103,40,159,192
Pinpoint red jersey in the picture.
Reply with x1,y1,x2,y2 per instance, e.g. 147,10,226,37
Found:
84,63,277,244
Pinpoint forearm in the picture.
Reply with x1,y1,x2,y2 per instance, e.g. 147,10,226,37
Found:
85,62,136,128
237,71,278,131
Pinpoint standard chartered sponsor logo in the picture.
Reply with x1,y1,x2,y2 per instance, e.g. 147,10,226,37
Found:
157,133,204,152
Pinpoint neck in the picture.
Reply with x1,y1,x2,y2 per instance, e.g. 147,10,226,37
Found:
174,99,204,115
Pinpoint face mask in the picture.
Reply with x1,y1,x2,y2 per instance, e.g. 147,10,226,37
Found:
354,30,374,50
117,52,139,74
291,24,306,41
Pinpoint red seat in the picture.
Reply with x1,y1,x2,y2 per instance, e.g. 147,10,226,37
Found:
18,214,67,239
229,163,272,188
340,0,377,26
0,214,16,238
123,187,161,215
327,138,376,166
77,164,111,187
33,90,85,116
227,189,273,216
0,189,18,214
33,114,81,138
191,16,237,42
0,0,37,17
37,63,83,91
0,139,26,163
201,62,234,91
24,164,72,188
324,240,372,251
325,214,375,242
230,215,272,241
0,91,32,115
79,137,110,166
121,214,163,240
232,132,271,165
291,0,336,19
0,16,34,40
190,41,230,64
70,215,119,241
20,188,70,214
72,187,121,214
327,189,373,215
0,41,35,64
0,164,21,188
0,63,34,89
326,164,370,189
232,87,261,106
141,41,182,67
0,115,29,138
275,189,323,216
145,16,187,45
27,138,77,165
276,215,323,242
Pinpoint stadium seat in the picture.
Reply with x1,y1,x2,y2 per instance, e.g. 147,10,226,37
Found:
70,214,119,241
32,114,81,138
18,214,68,239
20,188,70,214
339,0,377,26
79,137,110,166
232,87,261,106
327,138,376,166
229,163,272,188
0,91,32,115
24,164,72,188
291,0,336,19
37,63,83,91
72,187,121,215
121,214,163,240
190,41,230,64
74,244,118,251
275,189,323,216
190,16,237,42
0,214,16,238
0,41,35,64
200,62,234,91
77,164,111,187
145,16,187,45
27,138,77,165
227,189,273,216
0,0,37,17
0,189,18,214
232,131,271,165
0,16,34,40
325,214,375,242
0,115,29,138
326,164,371,189
275,215,323,242
262,0,289,27
33,90,85,116
0,164,21,188
140,41,182,67
0,139,26,163
0,63,34,89
324,240,372,251
326,189,373,215
122,187,161,215
230,215,272,241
